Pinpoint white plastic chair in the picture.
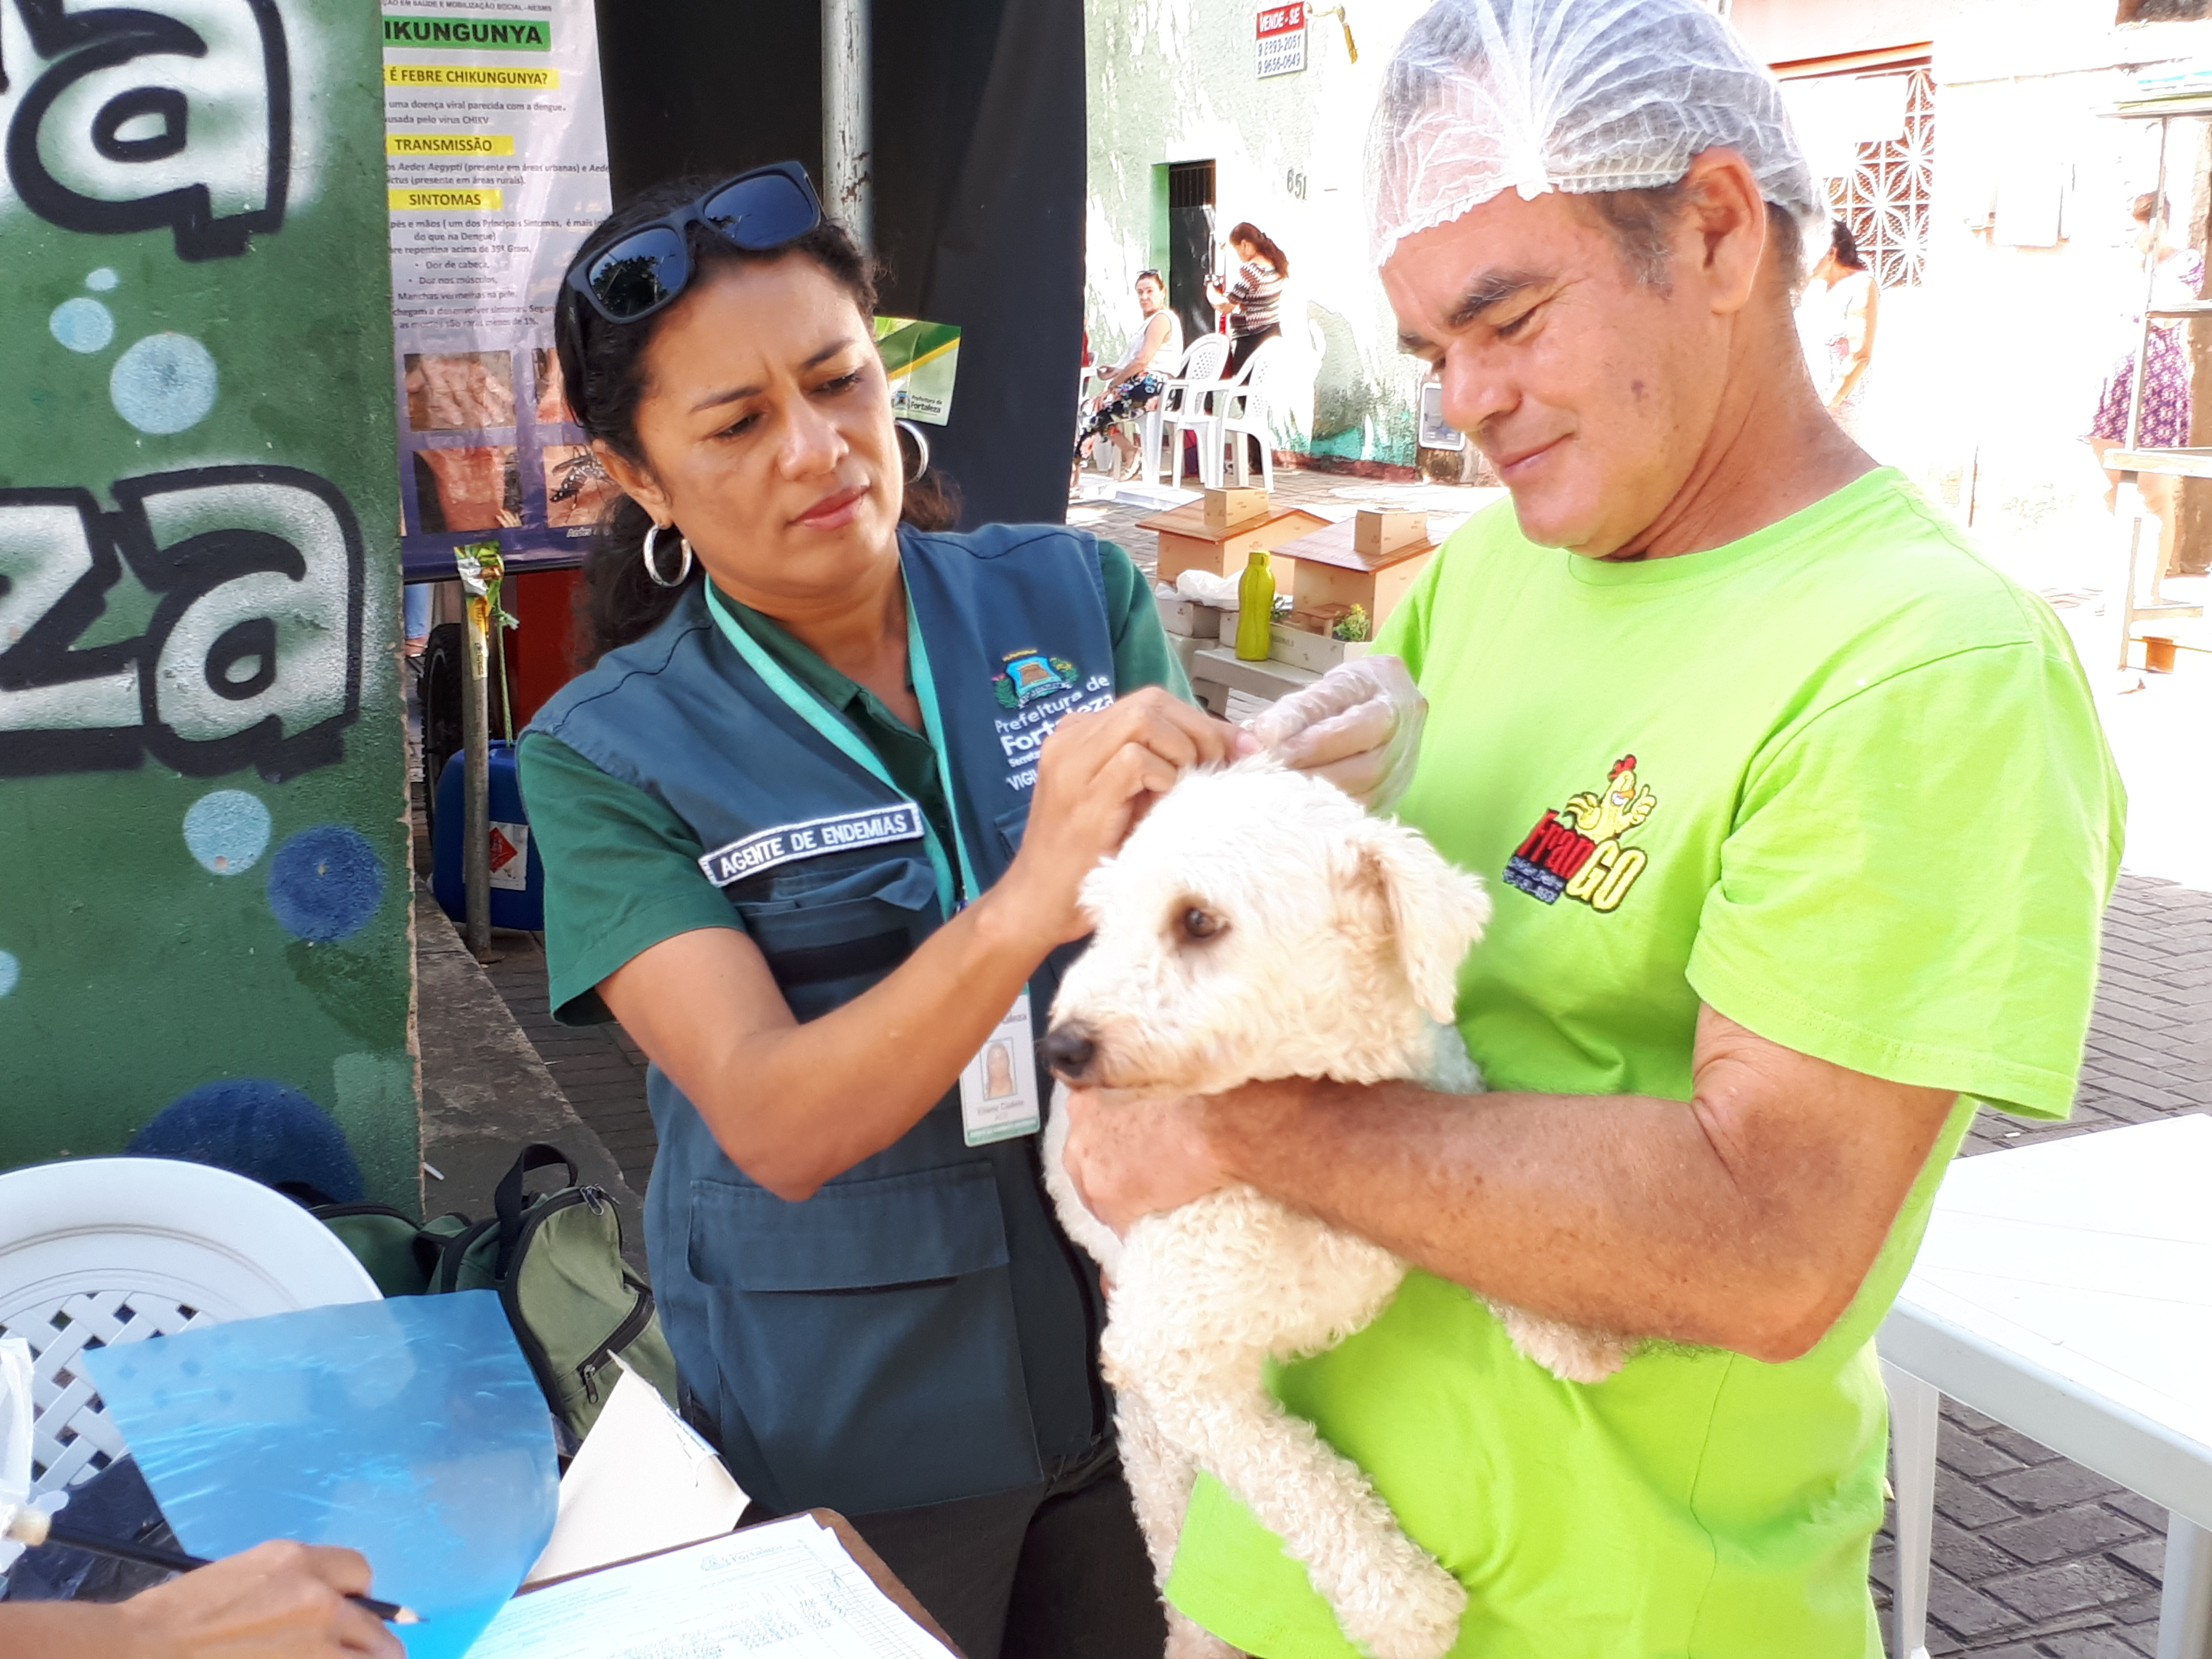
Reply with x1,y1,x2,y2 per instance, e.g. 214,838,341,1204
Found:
1218,340,1285,491
0,1158,379,1499
1074,366,1126,477
1159,334,1234,489
1123,341,1190,483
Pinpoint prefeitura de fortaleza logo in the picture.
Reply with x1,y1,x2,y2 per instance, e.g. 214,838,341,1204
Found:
993,649,1079,709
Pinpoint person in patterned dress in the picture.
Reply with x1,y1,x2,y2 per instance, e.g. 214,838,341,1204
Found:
2088,192,2204,581
1796,218,1878,438
1076,270,1184,478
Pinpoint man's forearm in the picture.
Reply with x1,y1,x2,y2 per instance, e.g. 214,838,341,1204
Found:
1203,1076,1933,1362
1062,1010,1960,1363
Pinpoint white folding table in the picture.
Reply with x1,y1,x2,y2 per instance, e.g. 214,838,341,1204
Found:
1879,1114,2212,1659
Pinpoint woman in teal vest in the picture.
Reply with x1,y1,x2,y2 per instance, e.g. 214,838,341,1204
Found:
519,165,1233,1659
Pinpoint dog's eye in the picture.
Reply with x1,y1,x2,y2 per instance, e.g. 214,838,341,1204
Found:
1178,906,1225,941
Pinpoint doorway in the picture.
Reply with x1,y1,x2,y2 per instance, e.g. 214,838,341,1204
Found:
1166,159,1218,352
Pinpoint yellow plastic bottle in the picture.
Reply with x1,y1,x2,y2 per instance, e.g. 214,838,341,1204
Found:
1235,548,1274,661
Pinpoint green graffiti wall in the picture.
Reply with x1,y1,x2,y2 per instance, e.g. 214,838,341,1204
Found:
0,0,416,1202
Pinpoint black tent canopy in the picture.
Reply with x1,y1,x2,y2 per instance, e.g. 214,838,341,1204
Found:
589,0,1085,529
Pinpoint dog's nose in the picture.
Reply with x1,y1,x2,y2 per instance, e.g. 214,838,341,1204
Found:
1041,1022,1099,1082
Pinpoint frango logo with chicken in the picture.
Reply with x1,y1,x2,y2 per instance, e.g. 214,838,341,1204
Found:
1503,755,1658,913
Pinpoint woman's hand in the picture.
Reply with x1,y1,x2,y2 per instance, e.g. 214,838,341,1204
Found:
0,1541,408,1659
988,689,1250,947
120,1542,401,1659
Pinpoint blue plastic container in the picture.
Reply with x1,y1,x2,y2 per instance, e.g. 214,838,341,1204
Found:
432,740,547,933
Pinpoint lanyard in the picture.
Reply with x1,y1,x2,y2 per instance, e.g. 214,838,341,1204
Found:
703,573,980,921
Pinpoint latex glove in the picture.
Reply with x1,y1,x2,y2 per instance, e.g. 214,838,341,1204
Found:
1248,653,1426,809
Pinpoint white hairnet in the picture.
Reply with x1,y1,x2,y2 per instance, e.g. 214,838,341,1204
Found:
1369,0,1821,265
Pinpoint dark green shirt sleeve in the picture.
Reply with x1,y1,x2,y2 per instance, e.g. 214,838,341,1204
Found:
517,731,743,1025
1099,539,1192,701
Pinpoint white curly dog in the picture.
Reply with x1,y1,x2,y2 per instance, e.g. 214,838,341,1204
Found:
1042,757,1628,1659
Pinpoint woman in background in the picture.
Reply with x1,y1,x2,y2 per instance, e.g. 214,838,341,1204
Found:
1208,225,1289,476
2088,191,2204,585
1075,269,1183,480
1208,222,1288,378
1796,216,1878,438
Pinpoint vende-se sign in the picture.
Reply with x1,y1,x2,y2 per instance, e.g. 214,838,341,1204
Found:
1257,2,1307,77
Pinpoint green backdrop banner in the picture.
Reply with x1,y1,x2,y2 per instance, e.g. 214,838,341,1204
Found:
0,0,418,1202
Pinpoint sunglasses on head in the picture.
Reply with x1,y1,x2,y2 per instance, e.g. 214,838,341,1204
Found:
563,162,823,326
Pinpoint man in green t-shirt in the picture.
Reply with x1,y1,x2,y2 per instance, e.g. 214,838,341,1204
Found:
1056,3,2124,1656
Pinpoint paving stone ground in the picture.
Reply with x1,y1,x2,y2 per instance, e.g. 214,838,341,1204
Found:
412,890,646,1270
448,465,2212,1655
476,929,657,1200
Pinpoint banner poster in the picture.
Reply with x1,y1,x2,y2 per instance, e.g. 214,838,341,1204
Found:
873,318,962,426
384,0,615,578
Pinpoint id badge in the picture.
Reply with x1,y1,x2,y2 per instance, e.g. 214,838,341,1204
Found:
961,985,1042,1146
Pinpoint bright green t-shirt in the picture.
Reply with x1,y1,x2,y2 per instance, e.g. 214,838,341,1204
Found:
1165,469,2124,1659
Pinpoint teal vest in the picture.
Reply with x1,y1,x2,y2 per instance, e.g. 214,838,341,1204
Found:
529,525,1119,1516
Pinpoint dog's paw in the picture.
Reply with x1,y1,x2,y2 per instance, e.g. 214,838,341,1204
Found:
1335,1551,1467,1659
1496,1306,1633,1385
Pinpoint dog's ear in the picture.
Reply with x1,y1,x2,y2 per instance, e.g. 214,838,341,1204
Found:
1349,818,1493,1024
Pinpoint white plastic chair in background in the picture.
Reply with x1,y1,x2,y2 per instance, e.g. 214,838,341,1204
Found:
0,1157,380,1500
1122,341,1190,483
1075,364,1106,469
1074,365,1106,472
1159,334,1234,489
1082,357,1164,478
1218,340,1286,491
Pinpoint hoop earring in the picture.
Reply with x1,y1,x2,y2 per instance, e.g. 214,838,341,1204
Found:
896,419,931,483
643,523,693,588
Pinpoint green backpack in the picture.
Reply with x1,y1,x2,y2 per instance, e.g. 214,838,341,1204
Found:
314,1143,680,1446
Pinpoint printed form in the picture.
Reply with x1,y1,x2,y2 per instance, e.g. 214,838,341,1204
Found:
464,1515,949,1659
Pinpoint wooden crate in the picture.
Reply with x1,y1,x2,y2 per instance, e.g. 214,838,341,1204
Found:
1272,512,1441,629
1137,499,1330,596
1270,626,1376,673
1154,594,1229,638
1204,486,1271,527
1354,508,1429,557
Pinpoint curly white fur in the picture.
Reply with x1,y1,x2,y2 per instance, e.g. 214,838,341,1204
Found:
1043,758,1629,1659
